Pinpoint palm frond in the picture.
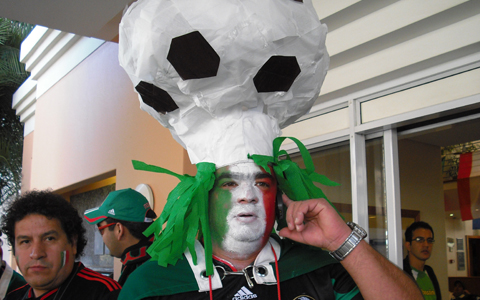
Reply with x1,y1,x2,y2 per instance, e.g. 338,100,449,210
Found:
0,18,31,204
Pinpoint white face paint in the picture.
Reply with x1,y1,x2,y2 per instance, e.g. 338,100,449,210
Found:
210,162,276,258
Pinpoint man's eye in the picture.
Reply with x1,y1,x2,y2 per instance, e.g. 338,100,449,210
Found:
256,181,270,188
45,236,56,242
222,182,237,188
18,240,30,245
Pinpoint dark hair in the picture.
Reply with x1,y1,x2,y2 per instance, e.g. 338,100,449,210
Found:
0,190,87,258
405,221,434,243
104,208,157,240
454,280,465,289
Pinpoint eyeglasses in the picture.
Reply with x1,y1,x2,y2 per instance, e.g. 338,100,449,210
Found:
412,237,435,244
97,223,116,235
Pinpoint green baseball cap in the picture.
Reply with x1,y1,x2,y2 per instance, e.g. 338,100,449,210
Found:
84,188,154,224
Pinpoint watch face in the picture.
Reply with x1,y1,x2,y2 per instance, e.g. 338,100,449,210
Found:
348,222,368,238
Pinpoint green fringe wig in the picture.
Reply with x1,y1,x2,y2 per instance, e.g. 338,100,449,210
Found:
133,137,340,276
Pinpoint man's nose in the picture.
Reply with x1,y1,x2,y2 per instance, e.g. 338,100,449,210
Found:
237,184,258,204
30,241,46,260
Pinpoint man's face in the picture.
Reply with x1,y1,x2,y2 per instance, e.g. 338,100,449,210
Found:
14,214,77,297
97,220,122,258
209,162,277,255
406,228,434,263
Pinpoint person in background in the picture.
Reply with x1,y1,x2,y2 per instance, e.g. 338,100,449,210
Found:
0,190,121,300
84,188,157,286
404,221,441,300
0,232,26,299
450,280,477,300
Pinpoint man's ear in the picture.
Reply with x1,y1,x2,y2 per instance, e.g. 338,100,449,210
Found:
405,241,411,253
115,223,126,240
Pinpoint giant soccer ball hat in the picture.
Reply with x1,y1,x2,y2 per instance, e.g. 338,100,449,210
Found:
118,0,329,167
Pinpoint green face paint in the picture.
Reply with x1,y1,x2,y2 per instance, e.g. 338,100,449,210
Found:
209,172,233,246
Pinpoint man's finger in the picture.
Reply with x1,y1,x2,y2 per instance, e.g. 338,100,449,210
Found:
282,194,293,206
282,194,297,230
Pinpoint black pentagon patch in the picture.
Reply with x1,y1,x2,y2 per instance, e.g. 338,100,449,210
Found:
135,81,178,114
253,56,301,93
167,31,220,80
291,0,303,2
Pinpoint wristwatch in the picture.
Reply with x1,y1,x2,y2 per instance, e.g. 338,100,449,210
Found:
329,222,367,261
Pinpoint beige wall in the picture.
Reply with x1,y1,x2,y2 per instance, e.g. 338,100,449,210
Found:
21,41,192,217
399,139,448,300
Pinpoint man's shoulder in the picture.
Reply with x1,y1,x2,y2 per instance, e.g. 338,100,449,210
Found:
276,236,338,281
72,262,122,295
119,258,198,300
5,264,122,300
4,283,30,300
8,270,27,293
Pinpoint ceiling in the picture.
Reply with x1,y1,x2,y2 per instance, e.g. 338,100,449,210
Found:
0,0,134,41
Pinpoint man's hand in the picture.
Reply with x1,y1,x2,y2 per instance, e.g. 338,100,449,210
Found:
278,195,351,252
279,195,424,300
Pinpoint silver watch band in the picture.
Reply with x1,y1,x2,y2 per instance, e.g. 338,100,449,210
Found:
329,222,367,261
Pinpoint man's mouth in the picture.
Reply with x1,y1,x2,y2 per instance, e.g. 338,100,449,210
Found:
235,213,258,223
28,265,48,272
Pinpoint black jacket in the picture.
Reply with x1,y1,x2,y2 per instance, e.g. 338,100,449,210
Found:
118,235,154,286
5,262,121,300
403,256,441,300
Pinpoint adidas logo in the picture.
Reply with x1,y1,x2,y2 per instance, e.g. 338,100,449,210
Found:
232,286,257,300
108,209,115,215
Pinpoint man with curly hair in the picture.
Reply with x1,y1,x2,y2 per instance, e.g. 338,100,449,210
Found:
0,190,121,300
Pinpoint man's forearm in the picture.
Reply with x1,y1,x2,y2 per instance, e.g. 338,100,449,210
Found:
340,240,423,300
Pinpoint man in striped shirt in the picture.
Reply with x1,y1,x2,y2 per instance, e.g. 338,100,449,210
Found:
1,190,121,300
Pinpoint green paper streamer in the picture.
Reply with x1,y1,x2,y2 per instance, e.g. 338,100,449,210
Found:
248,136,342,217
133,160,216,276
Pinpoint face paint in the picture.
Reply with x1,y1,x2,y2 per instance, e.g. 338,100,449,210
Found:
60,250,69,268
209,162,277,257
